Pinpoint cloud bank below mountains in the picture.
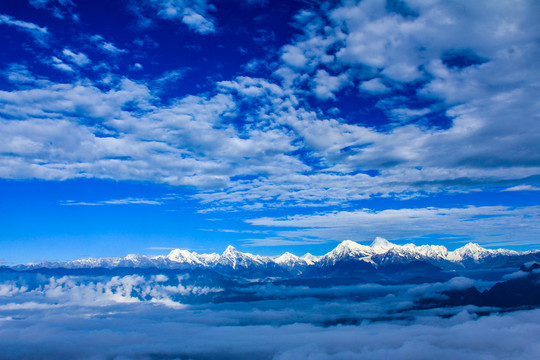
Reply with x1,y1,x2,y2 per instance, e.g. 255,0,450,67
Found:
2,258,539,359
1,290,539,360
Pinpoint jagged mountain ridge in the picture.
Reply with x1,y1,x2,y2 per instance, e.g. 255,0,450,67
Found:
19,237,540,275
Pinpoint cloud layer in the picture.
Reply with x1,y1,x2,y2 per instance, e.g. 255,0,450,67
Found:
1,0,540,211
1,270,539,359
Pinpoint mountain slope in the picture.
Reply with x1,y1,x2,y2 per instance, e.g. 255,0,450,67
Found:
17,238,540,277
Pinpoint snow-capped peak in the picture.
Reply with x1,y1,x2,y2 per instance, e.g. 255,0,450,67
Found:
335,240,368,252
222,245,238,256
24,239,540,273
322,240,372,264
460,242,486,253
274,252,303,269
218,246,269,269
219,245,241,268
167,249,191,259
449,242,491,261
370,237,395,253
167,249,205,266
301,253,321,265
274,252,299,264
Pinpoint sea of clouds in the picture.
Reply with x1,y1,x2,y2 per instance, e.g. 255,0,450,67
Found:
1,272,539,359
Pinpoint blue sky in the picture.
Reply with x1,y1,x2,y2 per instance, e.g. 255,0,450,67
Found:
0,0,539,264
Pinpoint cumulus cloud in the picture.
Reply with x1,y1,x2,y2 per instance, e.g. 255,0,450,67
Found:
0,74,304,189
1,0,540,215
269,0,540,173
360,77,390,94
312,70,350,100
1,64,540,212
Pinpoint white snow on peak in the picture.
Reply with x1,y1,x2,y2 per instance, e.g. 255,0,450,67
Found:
461,242,485,252
448,242,491,261
167,249,205,265
219,246,241,268
221,245,238,257
274,252,299,264
218,246,270,269
301,253,321,265
274,252,303,269
29,238,537,271
336,240,370,252
370,237,395,254
322,240,372,265
199,252,220,264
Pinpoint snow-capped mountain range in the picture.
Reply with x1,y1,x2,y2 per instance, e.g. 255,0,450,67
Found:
20,238,540,274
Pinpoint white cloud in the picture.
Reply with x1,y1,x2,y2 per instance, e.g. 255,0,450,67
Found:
503,185,540,192
60,197,163,206
182,9,215,34
0,14,48,45
29,0,78,21
1,0,540,211
388,107,431,122
89,35,127,54
133,0,217,34
360,78,390,94
0,275,539,360
1,65,540,210
312,70,350,100
101,41,126,54
153,68,189,89
246,206,540,247
271,0,540,176
281,45,308,68
50,56,74,72
0,74,305,189
62,49,90,67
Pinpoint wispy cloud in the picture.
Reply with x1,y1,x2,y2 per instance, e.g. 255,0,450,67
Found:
246,206,540,247
0,14,48,45
145,247,177,250
49,56,74,72
29,0,79,21
200,228,268,234
60,197,163,206
503,185,540,192
90,35,127,54
145,247,209,251
129,0,217,34
62,49,90,67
